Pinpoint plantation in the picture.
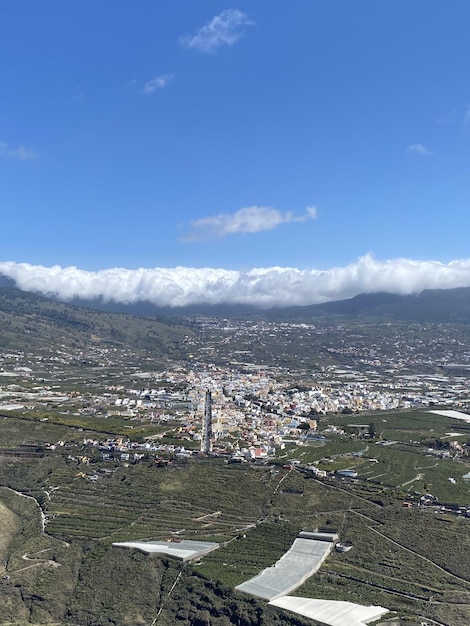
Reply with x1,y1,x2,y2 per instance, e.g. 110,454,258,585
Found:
0,405,469,624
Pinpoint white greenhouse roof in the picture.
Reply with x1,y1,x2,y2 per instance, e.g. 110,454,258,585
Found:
235,538,333,600
0,404,25,410
112,539,219,562
429,409,470,422
269,597,389,626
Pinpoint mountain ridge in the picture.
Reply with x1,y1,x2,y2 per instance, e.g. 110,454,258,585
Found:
1,278,470,325
53,286,470,324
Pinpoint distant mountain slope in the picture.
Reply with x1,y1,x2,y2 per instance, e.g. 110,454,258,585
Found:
66,297,262,319
287,288,470,323
2,278,470,324
66,287,470,324
0,287,192,357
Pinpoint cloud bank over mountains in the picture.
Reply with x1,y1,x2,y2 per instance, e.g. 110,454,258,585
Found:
1,256,470,309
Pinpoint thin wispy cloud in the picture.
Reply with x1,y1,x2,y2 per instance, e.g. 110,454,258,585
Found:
407,144,433,156
181,9,253,53
438,107,458,125
0,141,37,161
142,74,175,95
439,106,470,126
2,255,470,308
464,106,470,126
182,206,317,241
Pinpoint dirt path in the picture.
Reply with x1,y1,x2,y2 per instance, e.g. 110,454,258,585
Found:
400,472,424,487
367,525,470,586
2,486,46,531
1,486,69,546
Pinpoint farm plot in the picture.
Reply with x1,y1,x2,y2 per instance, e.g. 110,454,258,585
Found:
44,461,271,542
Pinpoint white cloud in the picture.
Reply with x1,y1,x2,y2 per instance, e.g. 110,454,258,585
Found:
2,255,470,309
142,74,175,94
181,9,253,53
407,144,433,156
183,206,317,241
0,141,37,161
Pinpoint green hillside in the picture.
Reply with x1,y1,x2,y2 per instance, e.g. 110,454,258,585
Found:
0,412,469,626
0,287,192,359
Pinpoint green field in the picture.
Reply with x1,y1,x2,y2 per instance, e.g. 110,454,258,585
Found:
0,409,469,625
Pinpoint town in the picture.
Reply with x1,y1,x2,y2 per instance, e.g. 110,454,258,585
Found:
1,314,470,626
1,317,470,485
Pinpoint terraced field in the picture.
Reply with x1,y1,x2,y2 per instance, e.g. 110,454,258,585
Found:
44,461,270,542
1,448,470,626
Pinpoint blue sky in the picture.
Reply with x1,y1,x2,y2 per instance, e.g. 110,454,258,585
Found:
2,1,470,306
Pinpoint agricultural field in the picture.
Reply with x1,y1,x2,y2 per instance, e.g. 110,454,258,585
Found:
0,403,469,624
